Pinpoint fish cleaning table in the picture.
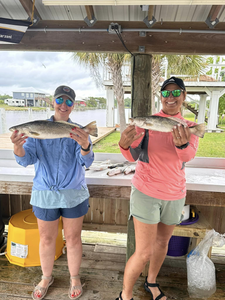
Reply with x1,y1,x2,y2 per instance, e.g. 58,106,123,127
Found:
0,150,225,273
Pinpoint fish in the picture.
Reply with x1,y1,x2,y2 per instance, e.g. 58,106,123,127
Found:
124,165,136,175
9,120,98,138
129,116,205,138
107,167,125,177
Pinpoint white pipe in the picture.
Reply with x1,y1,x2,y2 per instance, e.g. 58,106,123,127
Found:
28,28,225,34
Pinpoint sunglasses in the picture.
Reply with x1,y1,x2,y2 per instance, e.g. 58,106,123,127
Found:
55,97,74,107
161,89,184,98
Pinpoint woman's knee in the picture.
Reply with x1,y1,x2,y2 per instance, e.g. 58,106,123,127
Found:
135,248,153,263
65,233,82,246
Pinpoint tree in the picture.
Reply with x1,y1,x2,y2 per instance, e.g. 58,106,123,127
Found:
72,53,130,133
73,53,207,132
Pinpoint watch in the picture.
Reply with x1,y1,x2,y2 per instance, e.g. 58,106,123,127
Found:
175,142,189,150
81,143,91,152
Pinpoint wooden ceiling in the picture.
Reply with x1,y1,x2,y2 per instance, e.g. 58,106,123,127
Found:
0,1,225,55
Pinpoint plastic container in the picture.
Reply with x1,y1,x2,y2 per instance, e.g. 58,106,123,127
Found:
6,209,64,267
167,236,190,256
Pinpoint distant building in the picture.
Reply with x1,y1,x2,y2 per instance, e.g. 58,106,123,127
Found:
12,87,49,107
74,99,86,107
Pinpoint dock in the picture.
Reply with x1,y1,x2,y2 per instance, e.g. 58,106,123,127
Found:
0,240,225,300
0,127,116,150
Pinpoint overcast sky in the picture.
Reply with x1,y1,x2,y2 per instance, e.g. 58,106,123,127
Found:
0,51,106,99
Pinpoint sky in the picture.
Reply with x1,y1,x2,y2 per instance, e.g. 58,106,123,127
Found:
0,51,106,99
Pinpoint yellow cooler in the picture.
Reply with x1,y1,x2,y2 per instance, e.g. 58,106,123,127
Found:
6,209,64,267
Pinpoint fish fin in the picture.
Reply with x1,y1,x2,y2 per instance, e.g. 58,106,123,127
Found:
84,121,98,137
56,120,76,126
30,131,40,136
167,116,187,126
189,123,206,138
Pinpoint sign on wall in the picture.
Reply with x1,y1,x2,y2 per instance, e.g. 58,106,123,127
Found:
0,18,32,44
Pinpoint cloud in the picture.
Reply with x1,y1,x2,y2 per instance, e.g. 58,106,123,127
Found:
0,51,106,98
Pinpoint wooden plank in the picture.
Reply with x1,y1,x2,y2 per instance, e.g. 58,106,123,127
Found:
104,198,116,224
91,197,104,224
10,195,22,216
115,198,129,225
83,198,92,223
186,190,225,207
88,185,131,199
0,194,10,218
0,182,33,195
94,244,126,255
0,21,225,54
82,223,127,233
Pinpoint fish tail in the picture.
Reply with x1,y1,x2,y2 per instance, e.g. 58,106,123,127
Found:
84,121,98,137
189,123,205,138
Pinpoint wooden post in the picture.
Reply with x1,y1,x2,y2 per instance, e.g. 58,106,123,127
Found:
131,54,152,117
126,216,135,262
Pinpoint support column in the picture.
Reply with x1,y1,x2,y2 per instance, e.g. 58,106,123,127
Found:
207,91,220,132
106,87,115,127
198,94,207,124
156,94,161,113
0,108,6,134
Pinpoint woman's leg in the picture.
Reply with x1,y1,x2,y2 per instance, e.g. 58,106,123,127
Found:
121,217,158,300
146,222,175,300
36,218,59,288
63,216,84,298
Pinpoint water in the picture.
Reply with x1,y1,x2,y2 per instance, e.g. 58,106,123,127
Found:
0,108,131,134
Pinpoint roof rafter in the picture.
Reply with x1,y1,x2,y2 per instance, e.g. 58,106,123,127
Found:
85,5,95,21
19,0,42,21
208,5,222,21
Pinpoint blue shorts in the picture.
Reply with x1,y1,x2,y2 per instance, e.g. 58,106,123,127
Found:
33,198,89,221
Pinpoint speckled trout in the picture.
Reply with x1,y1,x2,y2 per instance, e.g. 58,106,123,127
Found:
9,120,98,138
129,116,205,138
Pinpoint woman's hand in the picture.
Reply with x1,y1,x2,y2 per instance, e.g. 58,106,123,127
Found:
171,124,191,147
70,127,90,150
119,125,144,150
10,131,27,157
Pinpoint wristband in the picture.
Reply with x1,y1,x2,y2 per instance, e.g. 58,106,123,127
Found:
81,143,91,152
175,142,189,150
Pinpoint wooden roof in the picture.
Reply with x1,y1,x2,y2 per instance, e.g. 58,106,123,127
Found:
0,1,225,54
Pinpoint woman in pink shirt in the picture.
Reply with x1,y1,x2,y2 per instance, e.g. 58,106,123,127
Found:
116,77,200,300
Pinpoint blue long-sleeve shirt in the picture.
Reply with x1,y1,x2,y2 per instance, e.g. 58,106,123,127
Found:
14,116,94,208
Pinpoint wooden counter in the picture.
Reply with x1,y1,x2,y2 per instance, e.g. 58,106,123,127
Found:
0,151,225,234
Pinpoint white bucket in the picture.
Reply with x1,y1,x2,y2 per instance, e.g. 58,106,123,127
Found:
182,205,190,221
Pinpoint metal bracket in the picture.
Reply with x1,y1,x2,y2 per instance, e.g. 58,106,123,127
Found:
143,15,156,28
139,31,146,37
84,16,97,27
205,16,219,29
139,46,145,53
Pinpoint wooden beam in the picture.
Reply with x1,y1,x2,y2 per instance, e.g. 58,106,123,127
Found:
148,5,154,21
0,20,225,54
19,0,42,21
85,5,95,21
208,5,222,21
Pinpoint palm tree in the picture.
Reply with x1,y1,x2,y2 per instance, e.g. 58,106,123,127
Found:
72,52,207,132
72,52,130,133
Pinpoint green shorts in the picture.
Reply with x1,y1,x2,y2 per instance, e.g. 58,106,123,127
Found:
130,185,186,225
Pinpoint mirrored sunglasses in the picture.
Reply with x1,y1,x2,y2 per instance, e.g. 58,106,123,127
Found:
161,89,183,98
55,97,74,107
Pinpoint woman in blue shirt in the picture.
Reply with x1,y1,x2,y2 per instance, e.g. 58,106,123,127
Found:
10,85,94,300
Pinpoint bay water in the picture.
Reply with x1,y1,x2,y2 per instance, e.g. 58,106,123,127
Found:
0,108,131,134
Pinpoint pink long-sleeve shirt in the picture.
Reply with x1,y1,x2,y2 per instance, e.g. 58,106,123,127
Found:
120,110,199,201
